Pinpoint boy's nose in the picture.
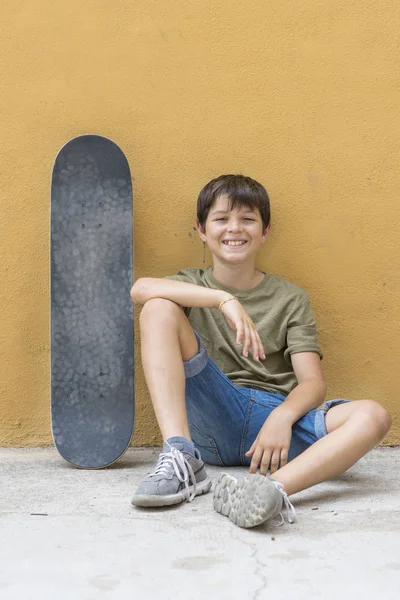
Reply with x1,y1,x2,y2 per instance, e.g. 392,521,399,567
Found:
227,221,242,232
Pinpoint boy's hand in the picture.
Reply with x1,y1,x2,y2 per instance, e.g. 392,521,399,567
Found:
220,298,266,361
245,408,293,475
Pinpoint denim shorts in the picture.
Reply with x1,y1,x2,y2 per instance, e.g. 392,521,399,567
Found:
184,332,350,467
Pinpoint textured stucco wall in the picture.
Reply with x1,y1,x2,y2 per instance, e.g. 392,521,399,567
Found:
0,1,399,446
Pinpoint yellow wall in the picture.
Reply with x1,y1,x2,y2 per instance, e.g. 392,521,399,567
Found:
0,1,399,446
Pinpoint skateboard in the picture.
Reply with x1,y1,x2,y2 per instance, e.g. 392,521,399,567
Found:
51,134,134,468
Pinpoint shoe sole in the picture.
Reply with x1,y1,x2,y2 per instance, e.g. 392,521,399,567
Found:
213,473,281,528
132,476,212,507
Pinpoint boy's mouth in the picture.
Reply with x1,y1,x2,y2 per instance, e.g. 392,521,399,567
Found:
222,240,248,247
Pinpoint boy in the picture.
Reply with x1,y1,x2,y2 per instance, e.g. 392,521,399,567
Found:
130,174,391,528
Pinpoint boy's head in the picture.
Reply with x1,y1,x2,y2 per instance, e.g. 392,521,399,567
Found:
196,174,270,233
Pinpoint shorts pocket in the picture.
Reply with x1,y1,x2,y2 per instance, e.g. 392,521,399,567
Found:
188,421,225,466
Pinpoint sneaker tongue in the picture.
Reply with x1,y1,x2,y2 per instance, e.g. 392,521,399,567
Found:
162,441,184,453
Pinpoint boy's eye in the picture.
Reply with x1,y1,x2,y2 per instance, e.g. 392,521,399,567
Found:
215,217,255,222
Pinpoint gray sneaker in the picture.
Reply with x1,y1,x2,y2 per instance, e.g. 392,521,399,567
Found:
213,473,296,528
132,442,212,507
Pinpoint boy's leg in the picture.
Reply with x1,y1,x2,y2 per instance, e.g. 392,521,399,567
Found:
271,399,392,496
132,298,211,507
213,399,391,528
139,297,199,440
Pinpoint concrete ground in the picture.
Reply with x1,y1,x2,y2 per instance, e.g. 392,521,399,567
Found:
1,447,399,600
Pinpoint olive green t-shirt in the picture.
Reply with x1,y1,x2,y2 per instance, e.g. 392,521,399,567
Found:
166,267,322,397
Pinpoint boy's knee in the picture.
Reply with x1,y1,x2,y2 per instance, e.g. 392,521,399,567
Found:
373,403,392,436
359,400,392,437
139,298,182,326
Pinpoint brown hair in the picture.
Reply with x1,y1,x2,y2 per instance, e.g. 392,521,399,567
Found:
197,174,270,231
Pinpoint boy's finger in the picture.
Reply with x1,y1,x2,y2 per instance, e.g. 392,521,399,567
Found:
270,449,281,474
259,451,271,476
249,448,263,473
256,333,266,359
235,321,244,345
242,323,251,357
250,330,260,360
246,324,257,358
245,440,256,456
280,449,289,468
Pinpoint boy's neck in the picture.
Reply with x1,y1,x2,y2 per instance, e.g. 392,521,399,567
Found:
211,262,265,291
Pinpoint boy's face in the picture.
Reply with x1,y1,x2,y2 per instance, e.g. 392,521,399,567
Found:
197,194,269,265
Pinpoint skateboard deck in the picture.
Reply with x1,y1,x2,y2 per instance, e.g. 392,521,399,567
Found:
51,134,134,468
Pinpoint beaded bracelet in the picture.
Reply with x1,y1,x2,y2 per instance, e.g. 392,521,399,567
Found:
218,296,237,311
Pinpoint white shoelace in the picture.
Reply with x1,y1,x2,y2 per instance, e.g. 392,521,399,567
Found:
150,446,197,502
271,480,297,525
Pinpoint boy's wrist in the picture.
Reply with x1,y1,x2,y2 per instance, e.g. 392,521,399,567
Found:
272,403,298,425
216,291,236,310
218,295,237,311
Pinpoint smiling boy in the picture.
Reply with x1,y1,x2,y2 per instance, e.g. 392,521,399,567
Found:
130,174,391,528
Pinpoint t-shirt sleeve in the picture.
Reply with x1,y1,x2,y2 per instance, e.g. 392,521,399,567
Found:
165,270,197,284
284,295,323,364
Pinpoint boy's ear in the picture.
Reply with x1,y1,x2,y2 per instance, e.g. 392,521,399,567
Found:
196,219,207,243
261,223,271,243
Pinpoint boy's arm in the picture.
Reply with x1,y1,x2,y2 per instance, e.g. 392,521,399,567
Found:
279,294,325,420
130,277,232,308
247,351,326,475
276,351,327,423
247,294,325,474
131,277,266,360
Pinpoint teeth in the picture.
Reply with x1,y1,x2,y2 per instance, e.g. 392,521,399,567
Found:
224,241,246,246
